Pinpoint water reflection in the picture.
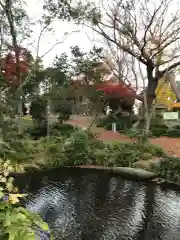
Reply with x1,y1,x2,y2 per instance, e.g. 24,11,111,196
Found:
14,168,180,240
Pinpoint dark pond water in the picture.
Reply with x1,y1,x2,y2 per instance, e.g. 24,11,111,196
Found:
14,168,180,240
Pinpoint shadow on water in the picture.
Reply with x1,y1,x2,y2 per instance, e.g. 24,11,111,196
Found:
13,168,180,240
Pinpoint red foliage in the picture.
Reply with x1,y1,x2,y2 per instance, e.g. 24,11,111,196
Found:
96,82,136,98
1,47,31,86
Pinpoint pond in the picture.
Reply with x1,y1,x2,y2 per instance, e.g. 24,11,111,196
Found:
14,168,180,240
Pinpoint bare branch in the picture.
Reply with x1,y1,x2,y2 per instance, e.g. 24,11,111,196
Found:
89,0,180,101
40,30,80,59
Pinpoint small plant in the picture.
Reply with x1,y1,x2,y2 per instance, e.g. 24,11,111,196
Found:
93,142,164,167
125,128,143,138
51,122,78,137
153,157,180,183
0,160,53,239
26,122,47,140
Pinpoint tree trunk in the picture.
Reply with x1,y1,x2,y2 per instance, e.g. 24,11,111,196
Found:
18,75,23,135
146,64,158,106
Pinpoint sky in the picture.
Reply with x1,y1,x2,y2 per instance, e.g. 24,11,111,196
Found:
25,0,180,90
25,0,98,67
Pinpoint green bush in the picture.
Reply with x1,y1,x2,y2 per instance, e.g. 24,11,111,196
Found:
167,128,180,137
26,122,47,139
5,138,35,163
171,124,180,130
153,157,180,183
51,122,78,137
104,143,142,167
45,130,97,167
155,113,163,119
135,143,164,157
43,131,165,169
150,126,168,137
124,128,143,138
26,122,77,140
96,115,116,127
148,118,168,137
97,115,135,131
150,118,166,126
30,97,47,123
54,100,72,123
94,142,164,167
0,160,53,239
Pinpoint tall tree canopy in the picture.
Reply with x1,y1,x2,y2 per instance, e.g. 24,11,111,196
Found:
87,0,180,103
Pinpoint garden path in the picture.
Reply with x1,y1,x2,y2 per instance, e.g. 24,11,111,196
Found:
67,116,180,158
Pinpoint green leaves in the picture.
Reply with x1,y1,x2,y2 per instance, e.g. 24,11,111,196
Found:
0,160,52,239
43,0,97,23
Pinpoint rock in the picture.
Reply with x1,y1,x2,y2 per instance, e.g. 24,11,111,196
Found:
67,166,157,180
109,167,157,180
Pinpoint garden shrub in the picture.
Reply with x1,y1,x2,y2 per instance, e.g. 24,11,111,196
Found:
54,100,72,123
136,118,167,136
135,143,164,157
94,142,164,167
155,113,163,119
26,121,77,140
124,128,143,138
29,97,47,123
26,121,47,140
166,128,180,137
148,118,169,137
5,138,35,163
43,132,165,169
150,126,168,137
104,143,142,167
51,122,78,137
96,115,116,128
172,124,180,130
45,129,104,167
0,119,21,140
150,118,166,126
97,114,134,131
153,157,180,183
0,160,53,239
87,134,105,149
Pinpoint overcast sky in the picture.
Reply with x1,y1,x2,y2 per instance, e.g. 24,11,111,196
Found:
25,0,97,67
25,0,180,88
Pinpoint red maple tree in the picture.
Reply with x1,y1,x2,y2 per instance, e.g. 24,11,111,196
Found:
96,82,136,98
1,47,31,86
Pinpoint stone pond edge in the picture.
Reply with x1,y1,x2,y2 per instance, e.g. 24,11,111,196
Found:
65,166,157,180
12,164,180,190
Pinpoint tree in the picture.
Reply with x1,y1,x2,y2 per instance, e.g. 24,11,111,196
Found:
0,0,86,134
86,0,180,104
51,46,106,115
43,0,96,23
1,47,32,86
0,0,33,134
